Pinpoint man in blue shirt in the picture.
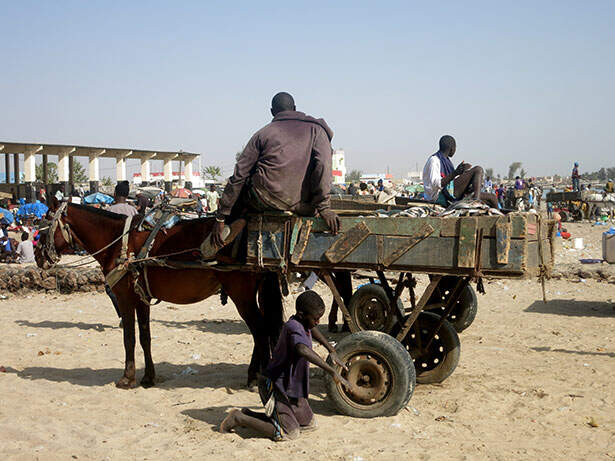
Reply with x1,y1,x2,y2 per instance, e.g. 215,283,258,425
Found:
221,291,351,441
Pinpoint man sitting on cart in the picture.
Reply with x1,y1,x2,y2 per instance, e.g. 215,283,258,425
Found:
211,92,340,248
422,135,498,208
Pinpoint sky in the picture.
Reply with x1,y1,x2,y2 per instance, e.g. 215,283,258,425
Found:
1,1,614,180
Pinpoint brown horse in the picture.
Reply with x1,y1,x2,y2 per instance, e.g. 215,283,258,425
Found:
35,201,283,389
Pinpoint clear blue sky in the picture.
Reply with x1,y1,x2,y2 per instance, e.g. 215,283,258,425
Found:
1,1,613,180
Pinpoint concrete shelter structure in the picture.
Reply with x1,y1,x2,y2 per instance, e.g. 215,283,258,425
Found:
0,141,199,202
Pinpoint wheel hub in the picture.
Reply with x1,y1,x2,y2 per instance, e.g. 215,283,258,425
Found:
357,298,388,330
342,353,391,404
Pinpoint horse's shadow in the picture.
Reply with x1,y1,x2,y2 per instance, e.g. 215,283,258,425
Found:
524,299,615,317
15,320,117,332
152,318,249,335
9,361,250,390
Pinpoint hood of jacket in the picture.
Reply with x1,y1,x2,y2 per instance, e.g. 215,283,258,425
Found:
272,110,334,141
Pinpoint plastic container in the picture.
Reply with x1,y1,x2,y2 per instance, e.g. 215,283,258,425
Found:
603,232,615,264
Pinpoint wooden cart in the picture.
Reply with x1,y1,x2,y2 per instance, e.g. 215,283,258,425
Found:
241,210,556,417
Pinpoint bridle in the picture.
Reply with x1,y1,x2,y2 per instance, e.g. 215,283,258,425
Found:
41,201,77,266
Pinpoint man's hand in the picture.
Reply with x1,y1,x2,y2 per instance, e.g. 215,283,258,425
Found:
211,220,226,248
329,351,348,372
332,371,352,393
320,209,340,234
454,161,471,176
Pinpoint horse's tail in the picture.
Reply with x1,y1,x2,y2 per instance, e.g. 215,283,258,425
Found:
258,272,284,351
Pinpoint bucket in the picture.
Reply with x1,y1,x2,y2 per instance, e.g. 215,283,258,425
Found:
574,238,584,249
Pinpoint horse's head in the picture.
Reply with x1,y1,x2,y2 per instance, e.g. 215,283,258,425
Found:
35,200,77,269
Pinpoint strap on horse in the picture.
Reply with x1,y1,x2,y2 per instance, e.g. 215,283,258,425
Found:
105,215,133,290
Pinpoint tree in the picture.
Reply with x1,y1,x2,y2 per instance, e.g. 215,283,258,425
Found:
203,165,222,181
101,176,113,186
35,161,87,183
507,162,522,179
35,162,58,183
485,168,494,179
346,169,362,183
520,168,526,178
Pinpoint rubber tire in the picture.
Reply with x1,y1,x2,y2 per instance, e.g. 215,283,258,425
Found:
426,284,478,333
394,312,460,385
325,331,416,418
347,284,398,334
426,278,478,333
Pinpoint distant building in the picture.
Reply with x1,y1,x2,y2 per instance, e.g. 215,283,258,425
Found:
360,173,393,183
332,148,346,184
133,171,204,188
405,171,422,184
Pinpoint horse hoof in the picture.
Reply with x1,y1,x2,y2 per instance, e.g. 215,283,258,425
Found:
116,378,136,389
140,377,155,388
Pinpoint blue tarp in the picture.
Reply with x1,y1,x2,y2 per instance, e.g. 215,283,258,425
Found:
0,207,13,224
84,192,114,205
15,201,49,220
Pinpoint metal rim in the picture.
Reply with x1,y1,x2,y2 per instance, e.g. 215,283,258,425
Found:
336,351,394,409
401,321,446,373
354,296,390,331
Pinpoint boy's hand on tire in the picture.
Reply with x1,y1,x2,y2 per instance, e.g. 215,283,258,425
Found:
329,351,348,372
333,372,352,393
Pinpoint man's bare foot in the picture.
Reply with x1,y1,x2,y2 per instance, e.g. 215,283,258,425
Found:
220,409,241,433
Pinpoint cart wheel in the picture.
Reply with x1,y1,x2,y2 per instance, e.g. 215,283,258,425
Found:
325,331,416,418
393,312,460,384
427,284,478,333
347,284,397,334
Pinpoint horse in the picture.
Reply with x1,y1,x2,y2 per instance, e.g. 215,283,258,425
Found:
35,200,283,389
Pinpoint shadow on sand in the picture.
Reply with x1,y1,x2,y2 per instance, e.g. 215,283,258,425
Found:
15,320,118,332
524,299,615,318
530,346,615,358
8,361,251,390
152,318,249,335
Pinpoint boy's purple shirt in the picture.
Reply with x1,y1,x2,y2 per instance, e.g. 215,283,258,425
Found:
264,315,312,399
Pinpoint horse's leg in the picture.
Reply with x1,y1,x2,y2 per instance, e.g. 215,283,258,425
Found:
216,272,268,388
136,301,155,388
117,302,137,389
113,281,138,389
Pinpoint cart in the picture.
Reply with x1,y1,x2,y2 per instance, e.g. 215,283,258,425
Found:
243,208,556,417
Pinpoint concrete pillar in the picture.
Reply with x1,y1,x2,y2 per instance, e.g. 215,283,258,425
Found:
163,158,173,192
2,147,8,184
24,146,42,203
184,160,193,190
58,148,75,197
42,154,48,184
116,151,131,182
140,158,151,185
88,149,105,194
68,155,75,192
13,153,20,184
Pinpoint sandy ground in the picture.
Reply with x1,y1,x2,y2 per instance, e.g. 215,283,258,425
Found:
1,223,614,460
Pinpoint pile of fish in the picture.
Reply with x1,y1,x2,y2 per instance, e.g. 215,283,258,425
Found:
438,198,504,217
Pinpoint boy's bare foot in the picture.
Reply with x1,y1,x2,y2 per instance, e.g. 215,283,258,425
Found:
220,409,241,433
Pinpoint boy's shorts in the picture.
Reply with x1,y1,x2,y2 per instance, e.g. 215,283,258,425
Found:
259,376,314,441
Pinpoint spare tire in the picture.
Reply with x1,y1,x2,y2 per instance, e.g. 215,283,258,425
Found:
325,331,415,418
426,282,478,333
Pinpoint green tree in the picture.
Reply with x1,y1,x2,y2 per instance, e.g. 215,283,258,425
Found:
485,168,494,179
346,169,362,183
203,165,222,181
35,162,58,183
72,161,88,183
101,176,113,186
507,162,522,179
520,168,527,178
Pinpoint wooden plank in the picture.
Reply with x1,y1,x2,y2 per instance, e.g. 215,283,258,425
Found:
288,219,302,256
308,216,442,237
383,223,434,266
457,217,478,268
496,216,511,264
290,220,312,265
324,221,370,264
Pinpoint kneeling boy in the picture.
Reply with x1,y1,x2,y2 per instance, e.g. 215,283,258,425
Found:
220,291,350,441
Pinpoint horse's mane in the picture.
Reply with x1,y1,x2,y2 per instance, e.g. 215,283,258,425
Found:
68,203,126,221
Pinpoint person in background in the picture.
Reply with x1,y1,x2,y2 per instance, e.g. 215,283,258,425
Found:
206,184,220,215
358,182,369,195
135,193,149,214
15,232,35,264
497,184,506,209
605,179,614,194
377,179,385,192
484,176,493,193
107,181,138,217
422,135,498,208
514,176,524,190
347,183,357,196
572,162,581,191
